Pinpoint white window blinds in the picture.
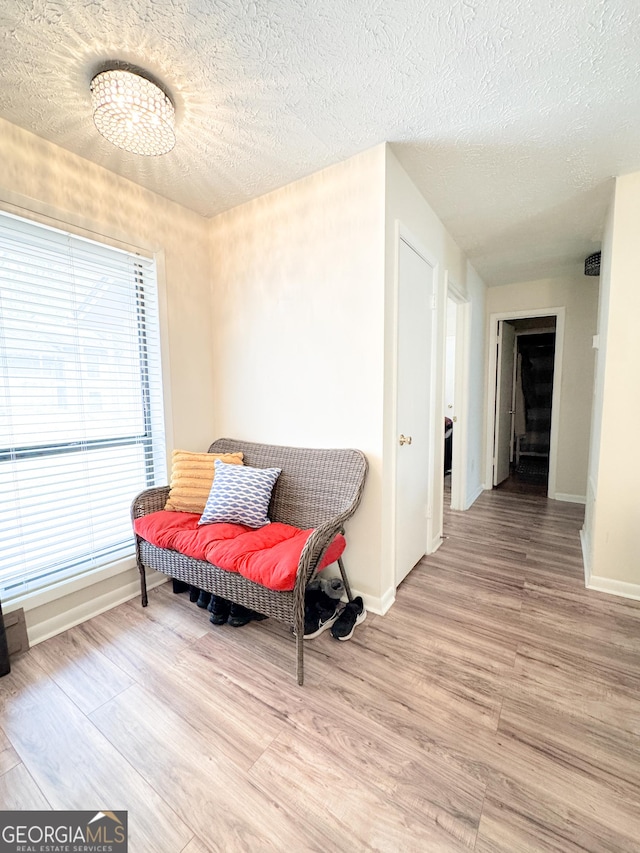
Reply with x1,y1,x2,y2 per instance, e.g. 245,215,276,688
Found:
0,211,166,600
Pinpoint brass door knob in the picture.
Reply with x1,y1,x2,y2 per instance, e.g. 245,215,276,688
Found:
399,434,413,446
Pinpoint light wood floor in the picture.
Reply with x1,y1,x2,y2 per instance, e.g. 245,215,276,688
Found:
2,487,640,852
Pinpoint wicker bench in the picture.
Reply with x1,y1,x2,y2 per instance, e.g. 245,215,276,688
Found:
131,438,368,684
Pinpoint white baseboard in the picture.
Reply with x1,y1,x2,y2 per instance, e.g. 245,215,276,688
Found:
358,585,395,616
465,482,484,509
586,574,640,602
429,535,443,555
27,570,167,647
554,493,586,504
580,528,591,587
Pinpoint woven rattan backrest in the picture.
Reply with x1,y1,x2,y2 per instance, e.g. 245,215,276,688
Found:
208,439,368,529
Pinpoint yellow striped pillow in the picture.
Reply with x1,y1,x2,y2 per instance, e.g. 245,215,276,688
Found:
164,450,244,513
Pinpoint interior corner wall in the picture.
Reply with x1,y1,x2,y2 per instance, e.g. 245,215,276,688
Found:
208,145,387,608
464,262,487,506
485,273,599,499
588,172,640,589
582,197,614,577
0,116,214,640
382,146,487,602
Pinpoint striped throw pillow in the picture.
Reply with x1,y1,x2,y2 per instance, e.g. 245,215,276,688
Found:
164,450,244,513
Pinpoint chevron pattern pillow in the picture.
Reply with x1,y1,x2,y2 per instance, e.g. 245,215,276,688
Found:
199,460,282,528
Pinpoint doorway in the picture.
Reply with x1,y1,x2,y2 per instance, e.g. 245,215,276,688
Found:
486,308,565,498
393,236,437,587
443,280,470,512
444,297,456,491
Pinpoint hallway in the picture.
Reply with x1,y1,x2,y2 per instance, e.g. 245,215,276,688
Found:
421,485,640,850
2,488,640,851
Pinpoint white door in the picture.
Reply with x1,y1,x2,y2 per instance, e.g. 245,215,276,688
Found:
493,320,516,486
395,238,435,586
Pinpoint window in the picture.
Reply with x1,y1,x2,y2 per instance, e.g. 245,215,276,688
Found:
0,211,166,600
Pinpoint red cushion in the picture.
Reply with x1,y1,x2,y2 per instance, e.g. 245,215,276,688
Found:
134,511,346,591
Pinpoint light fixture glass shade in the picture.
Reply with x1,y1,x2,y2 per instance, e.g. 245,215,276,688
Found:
90,69,175,156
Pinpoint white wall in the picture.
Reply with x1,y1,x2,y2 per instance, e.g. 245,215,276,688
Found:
209,145,388,607
486,273,598,499
586,173,640,591
444,299,457,416
382,147,487,604
0,117,214,641
464,263,487,506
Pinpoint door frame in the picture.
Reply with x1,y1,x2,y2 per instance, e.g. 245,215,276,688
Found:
492,319,517,487
484,307,565,498
389,222,439,590
444,274,471,511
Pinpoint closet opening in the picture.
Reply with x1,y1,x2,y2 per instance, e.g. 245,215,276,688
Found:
491,314,558,496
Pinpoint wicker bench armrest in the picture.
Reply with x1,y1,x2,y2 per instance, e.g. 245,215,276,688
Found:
131,486,170,521
294,519,344,591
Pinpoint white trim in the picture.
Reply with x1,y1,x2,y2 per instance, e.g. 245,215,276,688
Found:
4,555,139,611
484,307,565,499
0,189,162,257
580,526,638,604
580,527,591,586
586,575,640,602
430,534,443,554
391,222,440,588
465,482,484,509
444,275,471,513
360,585,396,616
554,493,586,504
25,571,168,647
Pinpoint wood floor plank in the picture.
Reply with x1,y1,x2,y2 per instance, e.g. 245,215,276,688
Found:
498,694,640,806
0,653,192,852
0,725,20,776
76,590,208,683
475,774,639,853
506,642,640,737
249,722,470,852
284,702,486,847
180,836,218,853
89,683,325,852
0,763,51,809
28,625,133,714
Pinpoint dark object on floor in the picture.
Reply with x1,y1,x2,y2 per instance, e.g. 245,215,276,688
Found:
331,596,366,641
196,590,211,609
0,601,10,677
208,595,232,625
444,417,453,474
306,576,344,600
515,457,548,483
172,579,190,594
189,586,201,603
303,586,341,639
227,602,268,628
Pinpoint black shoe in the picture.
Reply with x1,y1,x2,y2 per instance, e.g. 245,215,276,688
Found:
208,596,231,625
196,590,211,609
172,579,190,594
189,586,201,603
330,597,366,641
301,587,341,639
227,603,267,628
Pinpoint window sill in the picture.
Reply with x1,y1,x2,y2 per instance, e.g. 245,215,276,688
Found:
4,555,140,614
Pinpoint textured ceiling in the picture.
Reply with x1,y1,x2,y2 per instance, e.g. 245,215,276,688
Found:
1,0,639,285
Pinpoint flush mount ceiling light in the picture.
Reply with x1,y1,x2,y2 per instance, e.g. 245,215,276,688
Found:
90,68,175,156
